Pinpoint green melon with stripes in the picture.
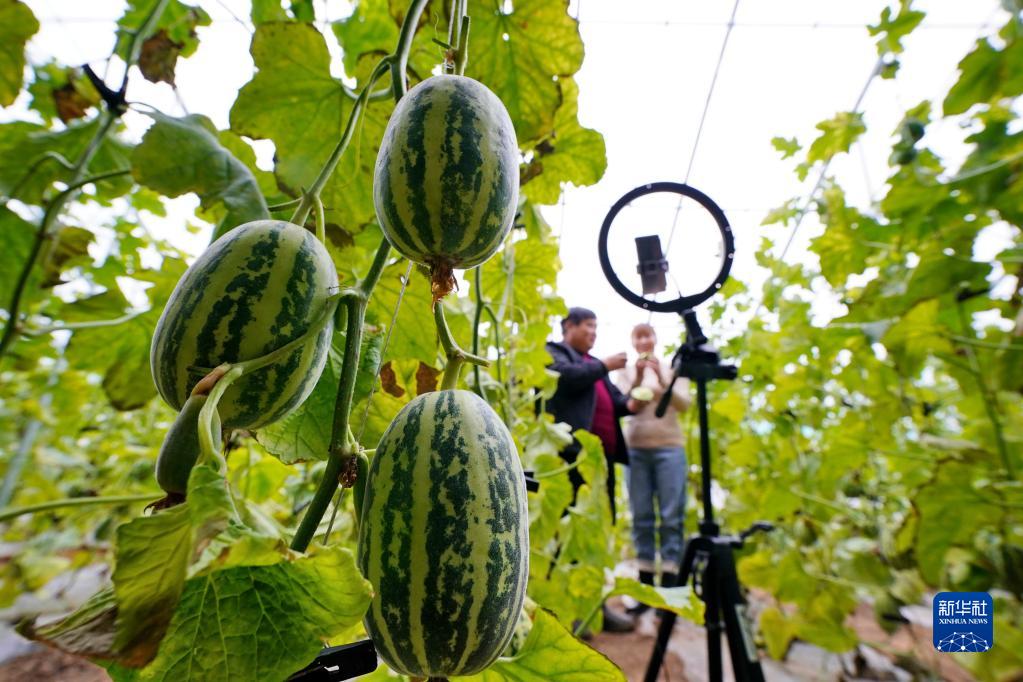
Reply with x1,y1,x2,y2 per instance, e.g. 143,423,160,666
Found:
358,389,529,677
373,74,519,299
150,220,338,430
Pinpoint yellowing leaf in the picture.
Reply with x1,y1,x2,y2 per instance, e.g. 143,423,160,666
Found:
0,0,38,106
454,608,625,681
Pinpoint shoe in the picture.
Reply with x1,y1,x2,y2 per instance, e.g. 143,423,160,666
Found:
601,604,636,633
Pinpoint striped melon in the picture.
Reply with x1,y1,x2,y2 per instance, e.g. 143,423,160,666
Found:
373,75,519,300
150,220,338,430
358,389,529,677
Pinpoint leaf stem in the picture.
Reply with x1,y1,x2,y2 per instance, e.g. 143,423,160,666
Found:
0,494,161,524
436,303,489,391
267,197,302,212
22,309,145,336
290,57,393,227
471,267,484,396
195,297,341,467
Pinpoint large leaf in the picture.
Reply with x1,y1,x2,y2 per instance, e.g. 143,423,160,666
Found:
230,22,389,234
466,0,584,145
0,0,37,106
520,78,606,205
131,113,269,238
455,608,624,681
256,327,383,463
116,547,372,682
111,505,192,662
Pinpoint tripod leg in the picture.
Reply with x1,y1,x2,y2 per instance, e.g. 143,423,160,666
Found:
643,540,701,682
716,543,765,682
704,550,723,682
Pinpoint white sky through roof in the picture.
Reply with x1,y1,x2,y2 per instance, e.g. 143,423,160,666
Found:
15,0,1009,361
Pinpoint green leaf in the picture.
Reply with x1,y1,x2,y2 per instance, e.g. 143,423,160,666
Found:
771,136,800,159
881,298,953,376
867,1,925,57
256,326,383,463
130,547,372,682
454,608,625,681
521,78,606,205
0,206,37,314
111,505,191,662
944,29,1023,115
40,226,94,287
607,577,702,622
333,0,400,76
230,22,389,234
758,606,797,659
527,454,573,550
466,0,584,144
131,113,269,238
805,111,866,165
0,0,39,106
368,262,437,365
66,311,159,411
251,0,288,24
915,460,1002,585
0,119,134,206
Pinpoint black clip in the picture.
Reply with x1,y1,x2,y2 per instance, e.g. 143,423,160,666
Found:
288,640,377,681
523,470,539,493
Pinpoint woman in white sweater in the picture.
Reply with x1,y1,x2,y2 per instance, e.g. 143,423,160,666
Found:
616,323,691,613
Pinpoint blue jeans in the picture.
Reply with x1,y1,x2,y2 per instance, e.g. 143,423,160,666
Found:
626,446,686,573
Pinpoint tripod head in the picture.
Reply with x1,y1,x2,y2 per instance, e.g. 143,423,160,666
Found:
655,309,736,418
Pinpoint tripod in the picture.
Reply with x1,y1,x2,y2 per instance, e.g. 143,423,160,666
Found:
644,310,771,682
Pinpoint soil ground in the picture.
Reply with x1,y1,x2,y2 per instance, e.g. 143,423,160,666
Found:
0,599,974,682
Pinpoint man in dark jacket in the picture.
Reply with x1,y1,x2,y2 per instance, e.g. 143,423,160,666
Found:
545,307,646,633
546,307,644,519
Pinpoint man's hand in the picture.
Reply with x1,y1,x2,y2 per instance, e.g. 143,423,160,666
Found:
626,397,650,413
602,352,627,371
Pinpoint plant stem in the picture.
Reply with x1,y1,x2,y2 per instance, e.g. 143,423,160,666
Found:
291,57,393,227
22,309,145,336
454,15,470,76
198,365,241,469
0,135,125,362
390,0,430,101
196,296,341,467
289,0,431,553
574,596,605,637
471,267,484,396
0,494,161,524
314,195,326,243
267,197,302,212
435,303,489,391
291,240,392,553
